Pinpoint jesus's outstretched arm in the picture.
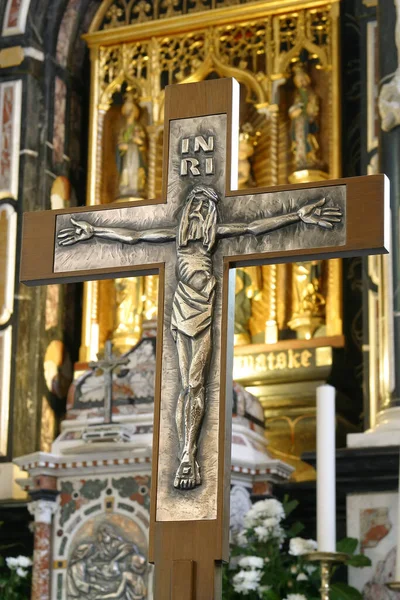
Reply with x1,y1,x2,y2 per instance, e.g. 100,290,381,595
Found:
217,198,342,239
57,216,176,246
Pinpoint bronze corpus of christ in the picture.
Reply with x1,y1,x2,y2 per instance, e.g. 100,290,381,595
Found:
58,183,342,491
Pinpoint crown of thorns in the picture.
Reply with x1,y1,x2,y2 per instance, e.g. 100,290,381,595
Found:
187,184,219,204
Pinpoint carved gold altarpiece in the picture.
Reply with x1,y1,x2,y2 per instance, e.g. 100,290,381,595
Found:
82,0,342,478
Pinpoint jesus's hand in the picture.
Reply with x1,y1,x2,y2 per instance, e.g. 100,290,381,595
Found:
57,217,95,245
297,198,342,230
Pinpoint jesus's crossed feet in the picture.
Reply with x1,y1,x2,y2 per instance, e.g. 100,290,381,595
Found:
173,451,201,490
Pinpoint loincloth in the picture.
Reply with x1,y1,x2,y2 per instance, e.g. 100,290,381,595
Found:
171,278,216,339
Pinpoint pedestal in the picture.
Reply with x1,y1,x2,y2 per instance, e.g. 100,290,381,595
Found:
348,407,400,448
28,493,58,600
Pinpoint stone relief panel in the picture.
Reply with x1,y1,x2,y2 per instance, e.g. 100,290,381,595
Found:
66,518,147,599
2,0,31,36
53,475,152,599
229,485,252,539
347,492,399,598
0,80,22,199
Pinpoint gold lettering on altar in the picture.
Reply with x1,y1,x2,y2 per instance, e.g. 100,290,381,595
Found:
233,347,331,380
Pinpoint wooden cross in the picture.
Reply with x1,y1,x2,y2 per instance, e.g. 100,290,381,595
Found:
20,78,389,599
88,340,129,424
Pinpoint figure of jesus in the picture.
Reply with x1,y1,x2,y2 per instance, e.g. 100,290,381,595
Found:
58,183,342,491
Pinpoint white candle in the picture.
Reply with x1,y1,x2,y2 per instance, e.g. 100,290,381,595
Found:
396,449,400,580
317,384,336,553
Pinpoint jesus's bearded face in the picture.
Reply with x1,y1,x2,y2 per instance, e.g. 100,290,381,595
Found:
187,197,211,242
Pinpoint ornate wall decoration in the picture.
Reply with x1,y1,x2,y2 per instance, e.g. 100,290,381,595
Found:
80,3,340,363
52,475,152,599
1,0,31,36
0,80,22,200
91,0,334,30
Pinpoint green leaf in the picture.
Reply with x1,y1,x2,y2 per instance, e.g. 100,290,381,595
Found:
286,521,305,537
346,554,372,567
330,582,363,600
263,591,280,600
336,537,358,555
283,497,299,518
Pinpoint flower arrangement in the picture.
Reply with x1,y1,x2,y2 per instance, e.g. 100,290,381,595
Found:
0,555,32,600
223,497,370,600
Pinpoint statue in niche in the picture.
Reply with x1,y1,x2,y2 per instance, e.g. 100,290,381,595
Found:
289,63,321,172
67,523,147,600
238,122,259,188
116,91,147,200
288,261,326,339
234,269,256,345
113,277,144,354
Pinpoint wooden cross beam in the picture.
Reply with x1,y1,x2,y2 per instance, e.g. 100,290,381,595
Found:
20,78,389,599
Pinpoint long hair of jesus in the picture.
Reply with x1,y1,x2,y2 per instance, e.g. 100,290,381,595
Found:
178,185,219,252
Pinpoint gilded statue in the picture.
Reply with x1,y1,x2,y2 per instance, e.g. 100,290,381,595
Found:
58,183,342,491
116,92,147,200
288,261,326,339
289,64,321,172
238,123,258,188
113,277,144,353
67,523,147,599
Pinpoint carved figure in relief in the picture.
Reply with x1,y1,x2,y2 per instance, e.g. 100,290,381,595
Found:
67,543,103,597
116,92,147,200
58,185,342,491
67,524,147,600
289,64,321,171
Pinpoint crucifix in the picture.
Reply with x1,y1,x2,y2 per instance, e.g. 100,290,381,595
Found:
20,78,389,599
88,340,129,425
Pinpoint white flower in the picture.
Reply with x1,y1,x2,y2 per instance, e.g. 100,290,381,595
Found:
254,525,269,542
16,556,32,568
16,567,28,578
296,573,308,581
262,517,280,529
233,568,262,595
283,595,308,600
6,557,18,569
244,499,285,528
237,530,248,546
290,565,298,574
304,564,317,575
238,556,264,570
255,523,284,543
289,537,317,556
